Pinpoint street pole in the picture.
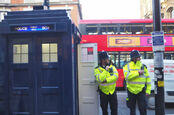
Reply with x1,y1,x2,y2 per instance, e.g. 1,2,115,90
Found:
152,0,165,115
44,0,50,10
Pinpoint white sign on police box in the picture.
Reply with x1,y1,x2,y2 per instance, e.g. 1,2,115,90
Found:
152,31,165,51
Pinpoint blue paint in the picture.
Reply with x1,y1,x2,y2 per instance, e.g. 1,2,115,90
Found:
15,25,50,32
0,10,81,115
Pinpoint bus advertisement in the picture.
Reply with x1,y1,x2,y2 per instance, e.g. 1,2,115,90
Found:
79,19,174,89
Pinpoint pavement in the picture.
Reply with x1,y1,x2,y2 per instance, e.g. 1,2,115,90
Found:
99,91,174,115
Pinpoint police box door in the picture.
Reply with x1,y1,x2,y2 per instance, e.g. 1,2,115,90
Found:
8,36,62,115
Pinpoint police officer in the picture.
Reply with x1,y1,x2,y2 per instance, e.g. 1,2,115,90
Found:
94,51,118,115
123,50,151,115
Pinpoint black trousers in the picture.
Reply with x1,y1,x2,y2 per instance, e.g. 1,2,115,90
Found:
99,90,117,115
127,88,147,115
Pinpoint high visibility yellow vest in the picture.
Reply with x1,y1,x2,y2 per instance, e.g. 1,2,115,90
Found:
94,65,118,95
123,61,151,94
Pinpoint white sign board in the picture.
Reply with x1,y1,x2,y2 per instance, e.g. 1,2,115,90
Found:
78,43,99,115
152,31,165,51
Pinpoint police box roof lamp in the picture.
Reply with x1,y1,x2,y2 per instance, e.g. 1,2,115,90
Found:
33,0,49,10
43,0,50,10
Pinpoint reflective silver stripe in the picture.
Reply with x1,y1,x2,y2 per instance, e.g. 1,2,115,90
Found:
126,63,130,80
100,82,115,86
146,82,151,84
113,74,118,78
126,73,129,81
97,75,102,82
146,76,150,78
127,81,145,84
124,70,129,72
129,69,140,71
98,68,102,73
139,75,146,78
95,74,101,82
114,71,118,73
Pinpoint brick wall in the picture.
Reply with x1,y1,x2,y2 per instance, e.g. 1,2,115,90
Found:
11,0,24,4
9,0,81,26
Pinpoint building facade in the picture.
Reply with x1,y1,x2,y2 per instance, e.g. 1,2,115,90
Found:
140,0,153,19
161,0,174,19
140,0,174,19
0,0,82,26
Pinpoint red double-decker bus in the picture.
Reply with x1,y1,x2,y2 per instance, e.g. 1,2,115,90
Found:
79,19,174,89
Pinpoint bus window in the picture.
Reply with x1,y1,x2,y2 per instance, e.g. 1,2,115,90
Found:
101,26,107,35
100,24,118,35
109,55,116,67
108,24,119,34
86,24,98,35
120,52,130,68
145,24,153,34
109,53,119,68
162,23,168,34
120,24,144,34
145,52,154,59
119,52,145,68
164,52,174,59
120,25,132,34
107,27,115,35
165,23,174,34
130,24,144,34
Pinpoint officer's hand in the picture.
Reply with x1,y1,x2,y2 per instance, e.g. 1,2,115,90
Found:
138,70,144,75
146,93,150,96
105,66,110,71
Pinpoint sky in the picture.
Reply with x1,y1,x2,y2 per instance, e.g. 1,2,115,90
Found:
80,0,140,19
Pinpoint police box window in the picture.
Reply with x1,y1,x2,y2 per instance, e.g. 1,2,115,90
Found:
13,44,28,64
42,43,58,62
87,47,93,55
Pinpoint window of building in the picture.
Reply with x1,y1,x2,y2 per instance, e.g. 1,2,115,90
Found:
167,7,173,18
24,0,42,3
42,43,58,62
50,0,72,1
24,0,72,3
0,0,10,3
172,10,174,18
13,44,28,64
161,13,164,19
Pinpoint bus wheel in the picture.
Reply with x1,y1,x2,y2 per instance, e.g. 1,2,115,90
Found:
147,93,155,109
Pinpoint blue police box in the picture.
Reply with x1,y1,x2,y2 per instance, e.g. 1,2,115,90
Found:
0,9,81,115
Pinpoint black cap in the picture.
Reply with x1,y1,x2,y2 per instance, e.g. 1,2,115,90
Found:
130,50,141,60
99,51,109,60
